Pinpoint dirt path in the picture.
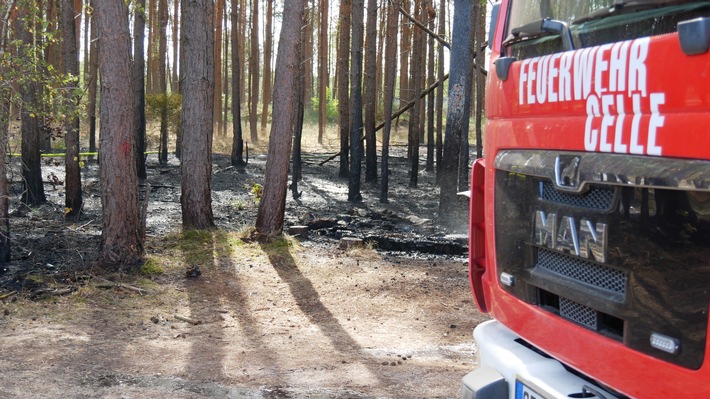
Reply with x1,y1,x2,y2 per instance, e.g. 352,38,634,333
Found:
0,148,487,398
0,240,486,398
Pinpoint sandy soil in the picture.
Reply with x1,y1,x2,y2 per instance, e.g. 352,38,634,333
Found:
0,136,488,398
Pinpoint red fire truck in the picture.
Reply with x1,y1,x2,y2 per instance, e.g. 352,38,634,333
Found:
462,1,710,398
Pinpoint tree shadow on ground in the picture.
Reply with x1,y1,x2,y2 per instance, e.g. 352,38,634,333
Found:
260,240,397,395
179,230,285,387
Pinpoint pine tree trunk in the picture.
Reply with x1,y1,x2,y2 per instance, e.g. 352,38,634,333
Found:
474,0,486,160
425,2,436,172
222,5,229,137
439,0,474,227
407,2,423,188
304,1,314,101
180,0,215,229
398,0,411,112
375,0,385,119
255,0,303,237
458,3,476,192
337,0,351,178
61,0,82,218
171,0,180,92
0,97,9,263
147,0,157,93
214,0,224,135
363,0,377,183
379,0,398,203
96,0,142,267
0,10,12,264
159,0,169,164
348,0,364,201
88,0,98,153
249,0,259,143
435,0,445,182
133,0,147,178
17,8,46,207
230,0,245,166
317,0,328,144
292,0,309,201
261,0,273,133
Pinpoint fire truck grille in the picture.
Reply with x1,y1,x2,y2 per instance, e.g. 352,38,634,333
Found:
540,181,615,210
537,249,627,295
560,297,598,330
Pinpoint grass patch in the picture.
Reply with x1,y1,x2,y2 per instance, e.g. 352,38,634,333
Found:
140,258,164,276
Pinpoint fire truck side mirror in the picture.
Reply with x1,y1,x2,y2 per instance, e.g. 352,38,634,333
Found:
678,17,710,55
495,57,516,81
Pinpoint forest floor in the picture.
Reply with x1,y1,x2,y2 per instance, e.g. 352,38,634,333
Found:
0,127,488,398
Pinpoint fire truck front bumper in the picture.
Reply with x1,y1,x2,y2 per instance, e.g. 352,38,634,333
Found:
461,320,617,399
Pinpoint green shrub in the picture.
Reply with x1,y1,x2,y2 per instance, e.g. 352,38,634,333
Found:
310,87,339,123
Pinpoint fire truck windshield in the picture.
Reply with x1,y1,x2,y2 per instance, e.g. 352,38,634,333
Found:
505,0,710,59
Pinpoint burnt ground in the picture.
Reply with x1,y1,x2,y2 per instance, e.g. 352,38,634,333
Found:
0,129,488,398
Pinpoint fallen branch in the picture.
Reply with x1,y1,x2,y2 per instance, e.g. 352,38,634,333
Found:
319,73,450,166
95,277,147,295
0,291,17,301
30,287,75,299
175,314,202,325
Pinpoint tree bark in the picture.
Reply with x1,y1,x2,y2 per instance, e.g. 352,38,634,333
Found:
0,1,14,264
292,0,308,200
230,0,245,166
180,0,215,229
88,0,99,153
17,7,46,207
61,0,82,218
249,0,259,143
0,95,9,264
159,0,169,164
255,0,303,237
348,0,364,201
133,0,147,179
363,0,377,183
379,0,398,204
439,0,474,227
147,0,157,93
317,0,328,144
171,0,180,92
425,2,435,172
260,0,273,133
435,0,445,182
222,5,229,136
458,3,476,191
407,2,423,188
96,0,143,267
474,0,486,160
398,0,411,111
337,0,351,178
214,0,224,134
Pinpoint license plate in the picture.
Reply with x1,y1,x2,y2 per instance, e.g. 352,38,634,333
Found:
515,380,545,399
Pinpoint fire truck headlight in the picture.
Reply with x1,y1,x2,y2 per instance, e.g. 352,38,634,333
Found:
650,332,680,355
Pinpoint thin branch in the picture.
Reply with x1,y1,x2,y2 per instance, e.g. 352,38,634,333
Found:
397,3,450,49
397,4,488,76
320,73,450,166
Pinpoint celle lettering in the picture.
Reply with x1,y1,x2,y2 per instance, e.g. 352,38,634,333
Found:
518,37,665,156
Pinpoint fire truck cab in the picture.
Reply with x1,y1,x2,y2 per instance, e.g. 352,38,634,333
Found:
462,1,710,398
